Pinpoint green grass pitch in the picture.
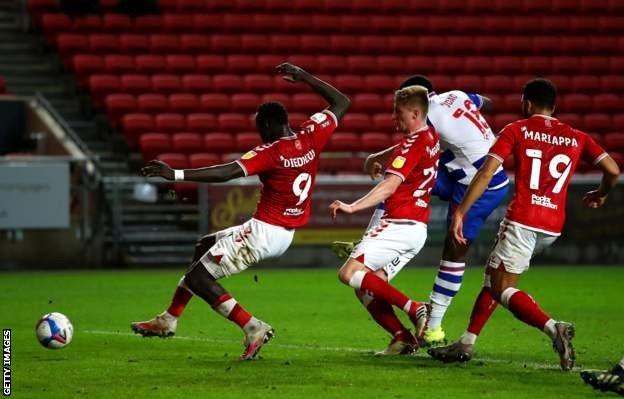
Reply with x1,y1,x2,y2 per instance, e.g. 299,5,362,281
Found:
2,266,622,399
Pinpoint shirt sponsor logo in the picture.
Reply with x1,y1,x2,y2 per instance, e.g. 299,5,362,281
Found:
241,150,257,160
522,126,578,147
427,141,440,158
531,193,558,209
281,149,316,168
284,208,304,216
392,156,406,169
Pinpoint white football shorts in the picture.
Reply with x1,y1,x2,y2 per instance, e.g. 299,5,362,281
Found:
486,219,557,274
350,219,427,281
200,218,294,279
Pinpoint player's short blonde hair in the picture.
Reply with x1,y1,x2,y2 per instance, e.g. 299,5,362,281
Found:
394,85,429,116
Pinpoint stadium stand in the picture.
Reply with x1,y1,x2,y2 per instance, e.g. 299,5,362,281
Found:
27,0,624,174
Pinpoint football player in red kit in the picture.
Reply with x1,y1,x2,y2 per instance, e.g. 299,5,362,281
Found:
429,79,620,370
329,85,439,355
131,63,350,360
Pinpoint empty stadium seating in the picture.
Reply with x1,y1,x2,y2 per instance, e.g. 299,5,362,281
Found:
29,0,624,175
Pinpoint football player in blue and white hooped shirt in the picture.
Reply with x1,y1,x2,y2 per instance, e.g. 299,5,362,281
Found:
335,75,509,346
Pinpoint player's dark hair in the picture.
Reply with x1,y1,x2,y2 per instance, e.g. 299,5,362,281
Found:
399,75,434,92
255,101,289,143
522,78,557,110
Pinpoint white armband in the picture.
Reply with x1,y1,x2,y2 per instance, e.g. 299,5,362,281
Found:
174,169,185,181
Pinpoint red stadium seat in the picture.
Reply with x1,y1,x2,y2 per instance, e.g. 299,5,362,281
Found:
352,94,383,113
257,55,284,71
557,113,583,130
244,74,274,92
601,75,624,92
137,94,169,113
581,56,611,73
289,112,309,127
603,133,624,151
333,75,364,94
584,113,612,132
119,34,150,53
372,114,394,131
562,94,592,112
236,132,262,151
347,55,378,74
212,74,242,92
72,54,105,75
106,94,137,119
593,94,620,112
338,113,369,132
121,74,151,94
135,55,166,73
102,14,132,31
140,133,171,160
437,56,465,74
464,57,491,74
253,14,283,32
292,93,325,112
312,15,342,32
157,153,188,169
163,13,191,32
342,15,372,33
455,75,483,92
493,113,518,132
231,94,261,112
88,74,120,99
223,14,254,32
270,35,301,53
484,75,513,94
87,34,119,54
389,36,419,53
172,132,203,153
282,14,309,32
258,93,289,109
196,55,227,73
122,114,155,142
330,35,360,53
40,13,71,34
186,113,217,132
571,75,601,93
240,34,271,53
360,132,393,152
151,74,181,94
615,115,624,131
327,133,361,152
56,34,88,55
180,34,211,53
227,55,258,73
192,14,220,32
201,94,231,112
177,0,210,11
166,55,196,73
218,113,252,131
204,133,237,152
181,74,211,93
189,153,222,168
155,113,186,132
169,93,200,113
365,75,395,93
149,34,180,53
211,35,242,52
73,15,102,32
135,15,163,32
493,57,524,73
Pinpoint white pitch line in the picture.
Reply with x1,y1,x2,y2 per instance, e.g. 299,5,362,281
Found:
83,329,562,370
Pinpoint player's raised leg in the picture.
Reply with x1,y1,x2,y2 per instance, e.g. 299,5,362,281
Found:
354,273,416,356
131,231,227,337
184,258,273,360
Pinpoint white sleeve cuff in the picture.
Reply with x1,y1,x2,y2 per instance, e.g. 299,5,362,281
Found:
234,160,248,177
593,152,609,165
385,169,405,182
487,153,504,163
324,109,338,127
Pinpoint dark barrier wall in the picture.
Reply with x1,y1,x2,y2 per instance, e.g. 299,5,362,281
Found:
0,100,25,155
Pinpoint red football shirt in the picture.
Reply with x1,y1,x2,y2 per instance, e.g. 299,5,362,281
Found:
489,115,608,235
236,110,338,229
383,126,440,224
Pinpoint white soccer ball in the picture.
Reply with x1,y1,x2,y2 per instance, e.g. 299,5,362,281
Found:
35,312,73,349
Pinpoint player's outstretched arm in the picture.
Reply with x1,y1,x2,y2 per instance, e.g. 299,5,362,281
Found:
451,155,501,243
276,62,350,121
329,174,402,218
364,144,399,179
141,160,245,183
583,155,620,208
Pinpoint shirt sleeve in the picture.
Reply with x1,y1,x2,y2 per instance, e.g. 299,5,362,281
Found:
467,93,484,110
300,109,338,151
235,145,276,177
384,138,422,182
488,124,516,163
581,134,609,165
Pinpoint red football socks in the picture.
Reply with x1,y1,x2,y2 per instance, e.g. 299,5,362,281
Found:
212,293,252,328
166,286,193,318
350,271,420,316
466,287,498,336
502,288,550,330
366,298,406,336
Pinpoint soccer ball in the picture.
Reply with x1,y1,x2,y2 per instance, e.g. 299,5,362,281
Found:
35,312,73,349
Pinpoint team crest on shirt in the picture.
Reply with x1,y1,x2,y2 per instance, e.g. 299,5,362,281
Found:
241,150,257,160
392,156,406,169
